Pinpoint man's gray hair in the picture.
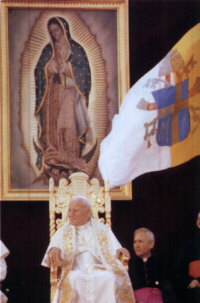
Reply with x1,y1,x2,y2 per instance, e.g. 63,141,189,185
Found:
134,227,155,243
69,195,91,209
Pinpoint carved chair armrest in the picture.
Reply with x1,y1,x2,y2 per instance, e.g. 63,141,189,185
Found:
50,266,62,300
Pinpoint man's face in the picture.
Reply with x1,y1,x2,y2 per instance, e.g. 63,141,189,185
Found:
68,199,91,226
133,231,154,259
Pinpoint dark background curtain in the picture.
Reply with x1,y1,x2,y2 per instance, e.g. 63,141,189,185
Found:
1,1,200,302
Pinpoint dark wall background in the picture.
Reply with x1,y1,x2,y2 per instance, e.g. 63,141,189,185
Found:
1,1,200,302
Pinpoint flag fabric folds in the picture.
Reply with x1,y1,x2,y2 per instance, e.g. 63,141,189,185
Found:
98,24,200,188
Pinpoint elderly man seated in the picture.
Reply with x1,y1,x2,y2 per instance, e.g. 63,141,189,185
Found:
42,195,135,303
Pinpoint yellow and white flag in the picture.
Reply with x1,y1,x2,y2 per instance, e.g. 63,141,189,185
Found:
99,24,200,188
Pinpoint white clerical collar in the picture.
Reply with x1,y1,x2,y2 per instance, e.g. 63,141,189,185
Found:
75,219,91,230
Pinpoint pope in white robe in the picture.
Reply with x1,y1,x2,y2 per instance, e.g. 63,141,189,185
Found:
42,195,135,303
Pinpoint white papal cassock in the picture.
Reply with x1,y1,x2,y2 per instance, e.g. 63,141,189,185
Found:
42,218,135,303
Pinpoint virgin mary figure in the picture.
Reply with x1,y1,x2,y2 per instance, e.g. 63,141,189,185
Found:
34,17,96,182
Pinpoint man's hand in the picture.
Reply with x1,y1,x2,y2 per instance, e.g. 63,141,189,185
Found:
47,247,63,267
188,279,200,288
116,248,130,261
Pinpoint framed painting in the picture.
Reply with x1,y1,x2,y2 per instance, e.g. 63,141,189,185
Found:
0,0,132,200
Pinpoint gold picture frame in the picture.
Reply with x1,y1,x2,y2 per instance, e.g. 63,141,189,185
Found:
0,0,132,201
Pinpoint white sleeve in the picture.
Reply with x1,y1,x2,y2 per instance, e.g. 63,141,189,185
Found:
0,257,7,281
0,241,9,259
41,226,66,267
103,224,122,252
